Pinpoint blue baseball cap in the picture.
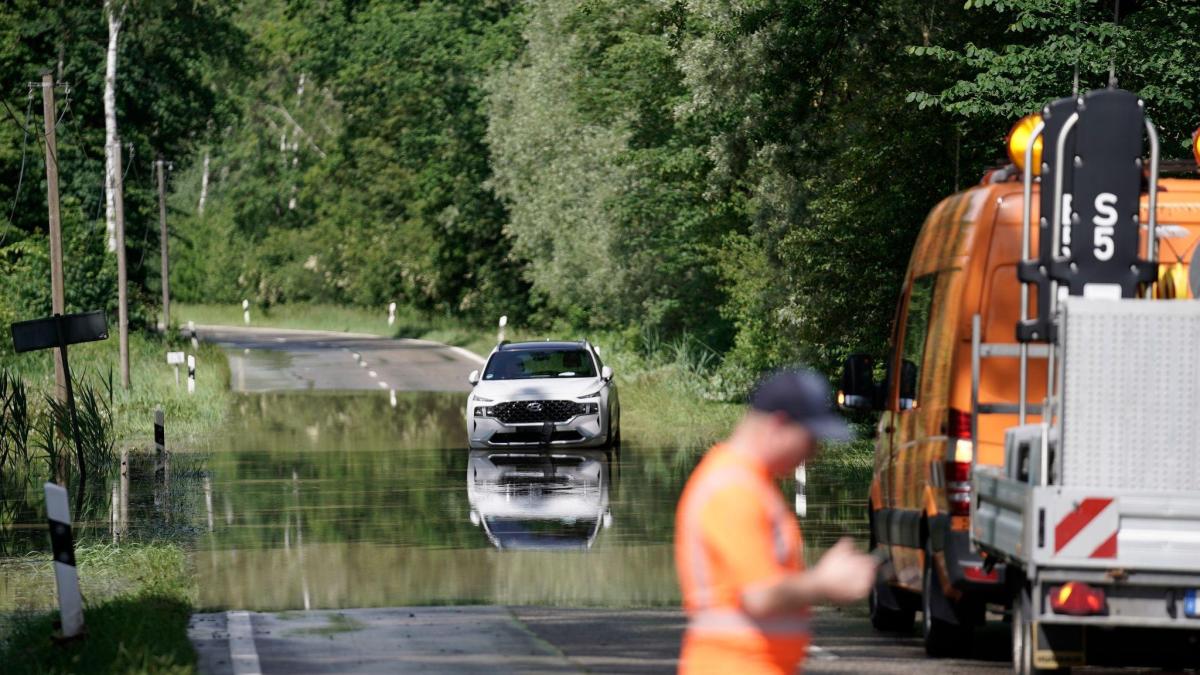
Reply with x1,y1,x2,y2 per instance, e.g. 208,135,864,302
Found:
749,369,853,442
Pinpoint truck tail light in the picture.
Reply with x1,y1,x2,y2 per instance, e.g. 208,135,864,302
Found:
946,408,974,517
1050,582,1107,616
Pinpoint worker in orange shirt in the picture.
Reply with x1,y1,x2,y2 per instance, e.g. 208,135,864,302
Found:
676,369,876,674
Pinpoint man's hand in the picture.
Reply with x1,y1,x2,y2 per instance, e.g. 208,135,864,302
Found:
808,538,875,604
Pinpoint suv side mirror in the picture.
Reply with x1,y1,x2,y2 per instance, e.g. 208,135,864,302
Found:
838,354,878,411
601,366,613,381
468,369,480,385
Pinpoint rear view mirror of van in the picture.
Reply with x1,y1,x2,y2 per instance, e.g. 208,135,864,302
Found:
838,354,879,411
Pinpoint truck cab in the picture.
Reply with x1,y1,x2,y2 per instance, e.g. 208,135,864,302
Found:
841,88,1200,665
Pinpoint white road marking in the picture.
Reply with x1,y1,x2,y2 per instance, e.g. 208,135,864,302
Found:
226,611,262,675
368,370,377,378
809,644,836,660
378,381,388,389
359,361,367,368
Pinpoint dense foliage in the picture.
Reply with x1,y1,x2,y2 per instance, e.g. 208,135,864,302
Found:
5,0,1200,387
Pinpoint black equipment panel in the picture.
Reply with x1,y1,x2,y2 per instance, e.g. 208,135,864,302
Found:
1047,89,1155,297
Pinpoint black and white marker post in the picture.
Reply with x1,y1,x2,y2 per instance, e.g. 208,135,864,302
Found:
187,354,196,394
45,482,85,639
154,406,171,521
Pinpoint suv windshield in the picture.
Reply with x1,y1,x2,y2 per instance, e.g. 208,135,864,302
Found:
484,348,596,380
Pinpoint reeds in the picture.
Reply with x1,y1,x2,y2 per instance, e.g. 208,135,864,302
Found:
0,367,114,551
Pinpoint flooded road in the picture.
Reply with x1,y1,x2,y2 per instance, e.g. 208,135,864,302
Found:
194,391,868,611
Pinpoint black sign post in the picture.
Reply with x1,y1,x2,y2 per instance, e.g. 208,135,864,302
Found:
11,310,108,517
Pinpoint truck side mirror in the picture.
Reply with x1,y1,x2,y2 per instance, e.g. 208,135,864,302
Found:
839,354,878,411
898,359,918,410
601,366,613,381
468,369,480,386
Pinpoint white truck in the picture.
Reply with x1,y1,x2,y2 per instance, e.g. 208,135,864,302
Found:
970,88,1200,673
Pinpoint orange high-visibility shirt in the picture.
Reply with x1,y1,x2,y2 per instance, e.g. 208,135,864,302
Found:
675,444,809,675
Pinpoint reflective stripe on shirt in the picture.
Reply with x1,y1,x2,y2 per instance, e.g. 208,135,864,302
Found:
687,609,810,637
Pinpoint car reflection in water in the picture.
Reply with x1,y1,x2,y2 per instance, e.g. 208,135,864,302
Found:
467,449,612,550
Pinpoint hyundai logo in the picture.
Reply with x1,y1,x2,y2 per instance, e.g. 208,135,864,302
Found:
526,402,543,412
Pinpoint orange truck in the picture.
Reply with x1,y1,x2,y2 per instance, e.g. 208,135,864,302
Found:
840,87,1200,672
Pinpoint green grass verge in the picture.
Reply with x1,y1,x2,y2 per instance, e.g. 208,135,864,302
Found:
0,543,197,674
1,329,231,447
172,302,396,337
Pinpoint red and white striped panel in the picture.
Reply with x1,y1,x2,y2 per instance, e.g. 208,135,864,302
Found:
1054,498,1119,559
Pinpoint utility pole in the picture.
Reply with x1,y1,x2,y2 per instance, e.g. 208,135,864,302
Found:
40,73,66,402
111,138,130,389
156,157,170,329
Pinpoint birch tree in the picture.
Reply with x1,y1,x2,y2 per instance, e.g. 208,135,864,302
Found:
103,0,126,252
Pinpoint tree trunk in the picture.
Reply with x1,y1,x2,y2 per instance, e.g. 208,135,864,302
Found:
103,0,124,252
198,150,210,215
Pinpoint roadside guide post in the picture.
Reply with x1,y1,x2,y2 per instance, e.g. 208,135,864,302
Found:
242,299,250,325
154,406,170,520
167,350,185,386
388,302,396,326
187,354,196,394
188,320,198,349
44,482,84,639
11,311,109,518
498,315,508,343
795,463,807,518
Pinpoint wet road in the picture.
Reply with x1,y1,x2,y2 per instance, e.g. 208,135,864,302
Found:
194,325,483,393
185,327,1007,673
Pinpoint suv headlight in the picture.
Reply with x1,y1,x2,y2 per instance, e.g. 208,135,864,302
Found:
578,390,601,399
473,406,493,418
579,403,599,415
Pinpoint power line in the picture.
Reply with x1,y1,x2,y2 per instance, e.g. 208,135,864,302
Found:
1,94,35,244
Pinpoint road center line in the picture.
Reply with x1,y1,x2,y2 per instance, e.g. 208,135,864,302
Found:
226,610,263,675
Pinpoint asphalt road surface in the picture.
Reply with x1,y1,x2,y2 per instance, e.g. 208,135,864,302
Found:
189,605,1015,674
193,325,483,393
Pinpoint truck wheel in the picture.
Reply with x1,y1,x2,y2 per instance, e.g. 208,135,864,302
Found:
922,546,972,657
869,569,915,632
1012,585,1068,675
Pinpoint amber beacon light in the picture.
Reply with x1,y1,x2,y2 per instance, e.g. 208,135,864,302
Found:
1192,125,1200,167
1007,113,1044,175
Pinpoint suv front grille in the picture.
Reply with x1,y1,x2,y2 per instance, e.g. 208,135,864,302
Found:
492,400,584,424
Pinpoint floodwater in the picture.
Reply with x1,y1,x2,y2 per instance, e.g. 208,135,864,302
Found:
192,392,869,611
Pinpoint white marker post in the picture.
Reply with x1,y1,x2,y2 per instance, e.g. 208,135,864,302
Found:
167,351,185,387
795,463,807,518
44,482,84,639
388,302,396,327
498,314,508,343
242,299,250,325
188,320,198,350
187,354,196,394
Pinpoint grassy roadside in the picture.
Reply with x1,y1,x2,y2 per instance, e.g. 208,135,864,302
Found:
0,330,231,673
0,544,196,674
1,329,231,446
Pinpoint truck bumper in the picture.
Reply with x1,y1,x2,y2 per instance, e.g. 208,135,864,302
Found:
932,517,1009,601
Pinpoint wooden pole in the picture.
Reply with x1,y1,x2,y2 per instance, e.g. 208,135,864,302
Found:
41,74,66,400
111,139,130,389
157,158,170,329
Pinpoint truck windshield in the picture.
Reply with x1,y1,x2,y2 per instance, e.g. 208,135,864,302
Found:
484,349,596,380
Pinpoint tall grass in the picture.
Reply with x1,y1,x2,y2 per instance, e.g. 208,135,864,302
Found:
0,542,197,673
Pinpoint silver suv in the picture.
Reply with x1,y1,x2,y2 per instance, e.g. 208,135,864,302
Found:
466,341,620,450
